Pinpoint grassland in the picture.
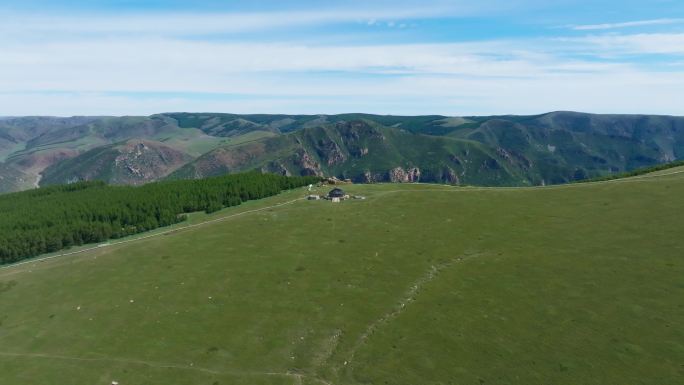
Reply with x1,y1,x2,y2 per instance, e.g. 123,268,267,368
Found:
1,172,683,384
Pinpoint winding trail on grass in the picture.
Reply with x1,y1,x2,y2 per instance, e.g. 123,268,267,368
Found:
0,196,305,276
341,252,484,370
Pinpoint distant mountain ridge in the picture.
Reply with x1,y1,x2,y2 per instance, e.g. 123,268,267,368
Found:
41,139,193,185
1,111,683,192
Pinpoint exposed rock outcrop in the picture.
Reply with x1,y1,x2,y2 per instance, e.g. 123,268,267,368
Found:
40,139,193,186
388,167,421,183
296,150,324,176
362,170,380,183
350,147,369,157
113,141,190,182
261,162,291,176
325,143,346,166
496,147,532,170
444,167,460,185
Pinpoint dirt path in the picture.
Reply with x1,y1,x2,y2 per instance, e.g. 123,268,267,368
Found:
341,252,483,370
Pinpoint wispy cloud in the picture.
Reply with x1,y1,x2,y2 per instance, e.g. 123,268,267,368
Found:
0,5,479,37
571,18,684,31
558,33,684,55
0,38,634,94
1,34,682,116
3,65,684,116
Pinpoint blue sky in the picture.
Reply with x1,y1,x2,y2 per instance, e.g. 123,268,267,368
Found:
1,0,683,116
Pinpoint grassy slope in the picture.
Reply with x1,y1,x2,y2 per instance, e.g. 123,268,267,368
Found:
160,130,276,157
1,173,683,384
0,163,32,193
0,141,27,162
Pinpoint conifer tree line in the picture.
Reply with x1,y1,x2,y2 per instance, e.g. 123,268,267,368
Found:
0,172,320,265
574,159,684,183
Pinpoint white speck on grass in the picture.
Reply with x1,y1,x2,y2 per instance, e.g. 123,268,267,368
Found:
129,300,134,303
76,306,81,311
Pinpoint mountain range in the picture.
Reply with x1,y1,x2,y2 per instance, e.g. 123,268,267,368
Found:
1,111,682,192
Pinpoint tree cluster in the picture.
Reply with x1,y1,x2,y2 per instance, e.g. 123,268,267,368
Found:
0,172,319,264
575,159,684,183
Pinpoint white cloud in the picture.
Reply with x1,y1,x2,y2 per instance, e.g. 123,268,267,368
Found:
1,7,683,116
559,33,684,55
3,66,683,116
0,38,636,95
0,34,682,116
0,5,478,37
572,18,684,31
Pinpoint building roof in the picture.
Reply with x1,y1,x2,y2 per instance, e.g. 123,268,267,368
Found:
328,188,345,197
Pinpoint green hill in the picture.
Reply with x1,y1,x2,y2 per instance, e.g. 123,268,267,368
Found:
169,120,528,185
1,112,684,192
0,170,682,384
449,111,684,184
171,112,684,185
40,139,194,186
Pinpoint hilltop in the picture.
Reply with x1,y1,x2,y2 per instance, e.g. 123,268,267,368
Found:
1,111,683,192
0,169,682,384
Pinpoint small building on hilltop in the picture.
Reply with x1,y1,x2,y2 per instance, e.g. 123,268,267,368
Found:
328,188,346,199
309,187,353,203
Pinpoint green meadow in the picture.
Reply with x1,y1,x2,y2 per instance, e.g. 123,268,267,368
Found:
1,171,683,384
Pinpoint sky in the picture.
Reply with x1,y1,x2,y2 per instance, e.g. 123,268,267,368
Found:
1,0,683,116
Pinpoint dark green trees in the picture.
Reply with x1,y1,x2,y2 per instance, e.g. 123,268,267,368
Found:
0,172,319,264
